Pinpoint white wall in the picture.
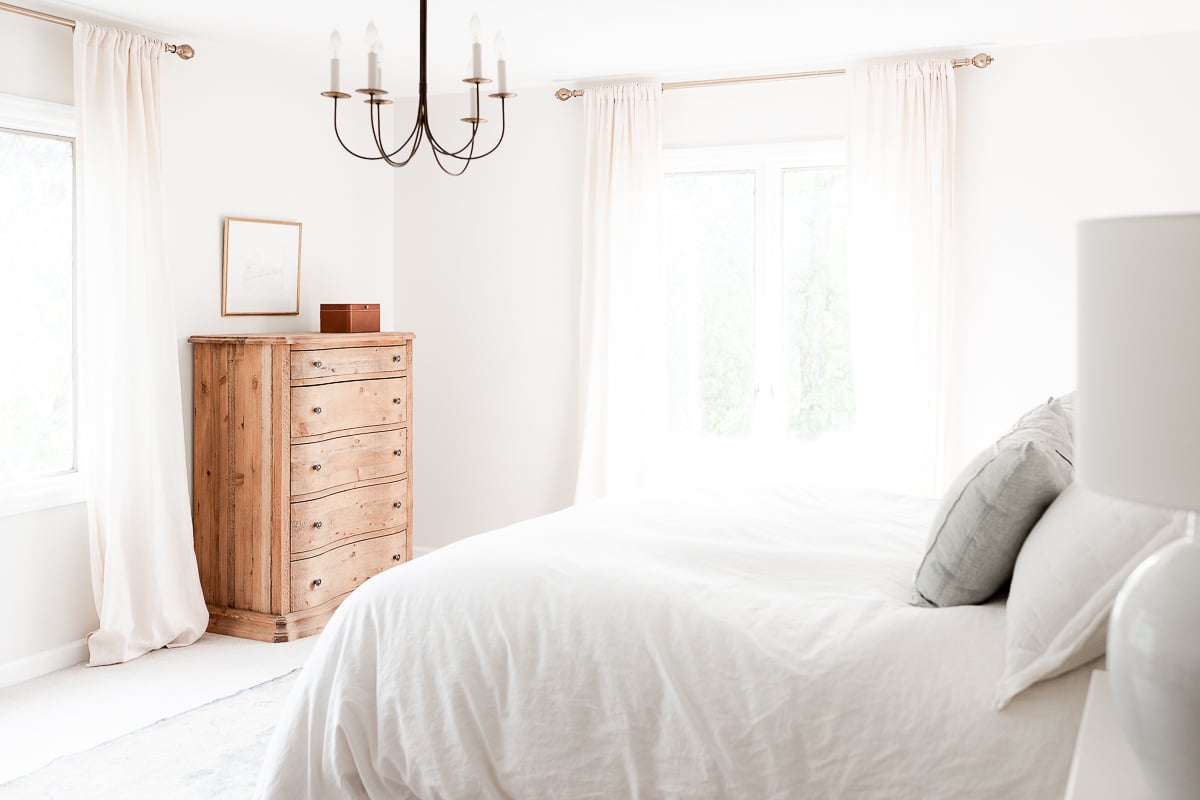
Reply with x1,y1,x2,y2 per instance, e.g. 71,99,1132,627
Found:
392,89,583,549
949,30,1200,466
0,22,394,682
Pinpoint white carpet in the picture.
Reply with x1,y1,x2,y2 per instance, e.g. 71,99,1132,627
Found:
0,671,298,799
0,633,318,783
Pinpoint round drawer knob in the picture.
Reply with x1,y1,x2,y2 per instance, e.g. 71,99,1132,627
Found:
313,521,323,528
313,407,322,414
313,360,323,368
393,501,403,509
392,354,402,363
394,449,403,457
392,554,403,561
393,397,403,405
313,464,322,471
312,578,322,587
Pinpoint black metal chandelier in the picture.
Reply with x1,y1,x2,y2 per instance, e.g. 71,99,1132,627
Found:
321,0,514,175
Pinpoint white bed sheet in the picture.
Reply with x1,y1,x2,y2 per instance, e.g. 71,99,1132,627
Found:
255,485,1091,799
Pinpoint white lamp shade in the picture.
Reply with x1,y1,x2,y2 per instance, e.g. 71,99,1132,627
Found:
1077,213,1200,511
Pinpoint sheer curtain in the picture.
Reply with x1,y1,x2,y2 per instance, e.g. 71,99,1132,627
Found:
846,60,957,496
575,83,666,502
75,22,208,665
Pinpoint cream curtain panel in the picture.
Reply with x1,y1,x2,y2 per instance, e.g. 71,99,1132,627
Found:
74,22,208,665
846,60,957,497
575,83,666,502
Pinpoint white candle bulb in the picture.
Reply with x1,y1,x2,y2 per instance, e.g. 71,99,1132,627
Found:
469,13,481,43
365,20,381,53
495,32,507,93
472,42,482,79
328,29,342,93
365,20,381,89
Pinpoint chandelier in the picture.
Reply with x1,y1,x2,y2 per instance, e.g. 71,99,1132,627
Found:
321,0,514,175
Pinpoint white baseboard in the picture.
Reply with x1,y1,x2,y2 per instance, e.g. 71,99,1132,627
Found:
413,545,437,558
0,638,88,689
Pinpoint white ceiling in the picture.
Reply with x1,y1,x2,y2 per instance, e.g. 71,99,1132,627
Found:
43,0,1200,92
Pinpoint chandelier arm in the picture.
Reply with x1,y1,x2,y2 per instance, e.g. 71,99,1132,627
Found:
429,131,475,176
374,101,428,168
333,97,388,161
425,83,485,157
428,98,507,161
367,98,423,163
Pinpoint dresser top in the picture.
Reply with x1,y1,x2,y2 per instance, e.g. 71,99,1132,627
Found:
188,332,415,347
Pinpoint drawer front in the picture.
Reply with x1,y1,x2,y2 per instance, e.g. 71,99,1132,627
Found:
291,531,407,610
291,479,409,554
290,428,408,496
291,377,407,438
291,345,408,381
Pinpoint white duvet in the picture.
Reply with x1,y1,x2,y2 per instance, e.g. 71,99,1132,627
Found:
256,486,1091,799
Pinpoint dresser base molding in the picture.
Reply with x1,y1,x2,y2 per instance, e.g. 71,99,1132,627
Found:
205,597,347,643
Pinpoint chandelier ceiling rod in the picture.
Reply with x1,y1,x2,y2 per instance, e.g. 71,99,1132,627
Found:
322,0,516,175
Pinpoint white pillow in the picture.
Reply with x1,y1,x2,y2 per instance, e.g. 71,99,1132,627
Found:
994,483,1185,709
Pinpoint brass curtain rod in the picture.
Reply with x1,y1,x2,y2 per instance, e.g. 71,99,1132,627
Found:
0,1,195,59
554,52,993,101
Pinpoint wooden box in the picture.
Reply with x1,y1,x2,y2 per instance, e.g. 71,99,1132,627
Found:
320,303,380,333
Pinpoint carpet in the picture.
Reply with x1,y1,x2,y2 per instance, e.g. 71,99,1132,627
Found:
0,670,299,799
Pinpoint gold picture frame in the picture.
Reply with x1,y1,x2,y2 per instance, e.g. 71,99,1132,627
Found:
221,216,303,316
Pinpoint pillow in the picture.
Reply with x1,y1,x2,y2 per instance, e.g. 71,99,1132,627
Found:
994,484,1184,708
912,397,1074,607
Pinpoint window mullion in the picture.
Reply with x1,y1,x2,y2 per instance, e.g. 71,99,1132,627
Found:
753,158,784,440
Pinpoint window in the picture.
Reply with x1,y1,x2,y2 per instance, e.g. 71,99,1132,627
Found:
662,142,852,451
0,93,80,514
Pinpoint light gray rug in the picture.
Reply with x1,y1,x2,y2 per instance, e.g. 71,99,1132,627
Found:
0,671,298,799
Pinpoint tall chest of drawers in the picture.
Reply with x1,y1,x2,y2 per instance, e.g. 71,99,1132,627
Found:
188,332,414,642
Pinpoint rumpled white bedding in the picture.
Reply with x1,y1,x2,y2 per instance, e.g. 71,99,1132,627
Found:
255,485,1091,799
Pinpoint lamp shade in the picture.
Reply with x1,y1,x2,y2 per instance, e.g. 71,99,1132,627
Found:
1077,213,1200,512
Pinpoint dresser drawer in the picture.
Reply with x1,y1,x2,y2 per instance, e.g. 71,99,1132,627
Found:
290,428,407,496
290,479,408,554
291,377,407,438
291,530,407,610
291,345,408,381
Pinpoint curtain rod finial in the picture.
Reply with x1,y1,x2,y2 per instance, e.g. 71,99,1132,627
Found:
555,87,582,101
971,53,993,69
167,43,195,60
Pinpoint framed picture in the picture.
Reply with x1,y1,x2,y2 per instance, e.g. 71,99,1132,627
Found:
222,216,302,316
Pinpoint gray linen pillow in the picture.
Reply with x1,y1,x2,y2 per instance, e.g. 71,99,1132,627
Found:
912,398,1074,607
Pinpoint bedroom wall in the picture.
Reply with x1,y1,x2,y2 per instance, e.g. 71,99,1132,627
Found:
949,30,1200,468
0,22,394,685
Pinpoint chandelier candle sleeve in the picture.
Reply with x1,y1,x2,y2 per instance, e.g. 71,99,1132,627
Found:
496,33,507,93
470,13,483,78
366,20,381,88
329,30,341,93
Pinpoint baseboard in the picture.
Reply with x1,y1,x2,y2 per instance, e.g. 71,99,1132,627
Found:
0,638,88,689
413,545,437,558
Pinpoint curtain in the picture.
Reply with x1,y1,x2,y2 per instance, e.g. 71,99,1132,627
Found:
74,22,208,665
846,60,957,496
575,83,666,502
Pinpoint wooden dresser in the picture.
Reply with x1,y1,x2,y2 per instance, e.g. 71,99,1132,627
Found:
188,332,414,642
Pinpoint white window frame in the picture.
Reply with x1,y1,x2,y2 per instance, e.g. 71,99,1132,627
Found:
662,140,847,442
0,92,84,518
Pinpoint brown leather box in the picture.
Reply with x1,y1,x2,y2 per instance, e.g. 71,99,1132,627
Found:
320,304,380,333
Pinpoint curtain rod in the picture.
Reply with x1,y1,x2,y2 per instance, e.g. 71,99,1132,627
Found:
0,1,195,59
553,52,993,101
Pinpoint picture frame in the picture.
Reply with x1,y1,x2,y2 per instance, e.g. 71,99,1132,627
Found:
221,216,303,316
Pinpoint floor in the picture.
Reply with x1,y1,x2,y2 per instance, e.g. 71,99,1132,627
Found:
0,632,319,785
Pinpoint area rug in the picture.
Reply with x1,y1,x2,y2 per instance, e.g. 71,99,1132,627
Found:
0,670,299,799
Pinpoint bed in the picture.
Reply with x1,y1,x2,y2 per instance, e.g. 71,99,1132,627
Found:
254,485,1092,799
